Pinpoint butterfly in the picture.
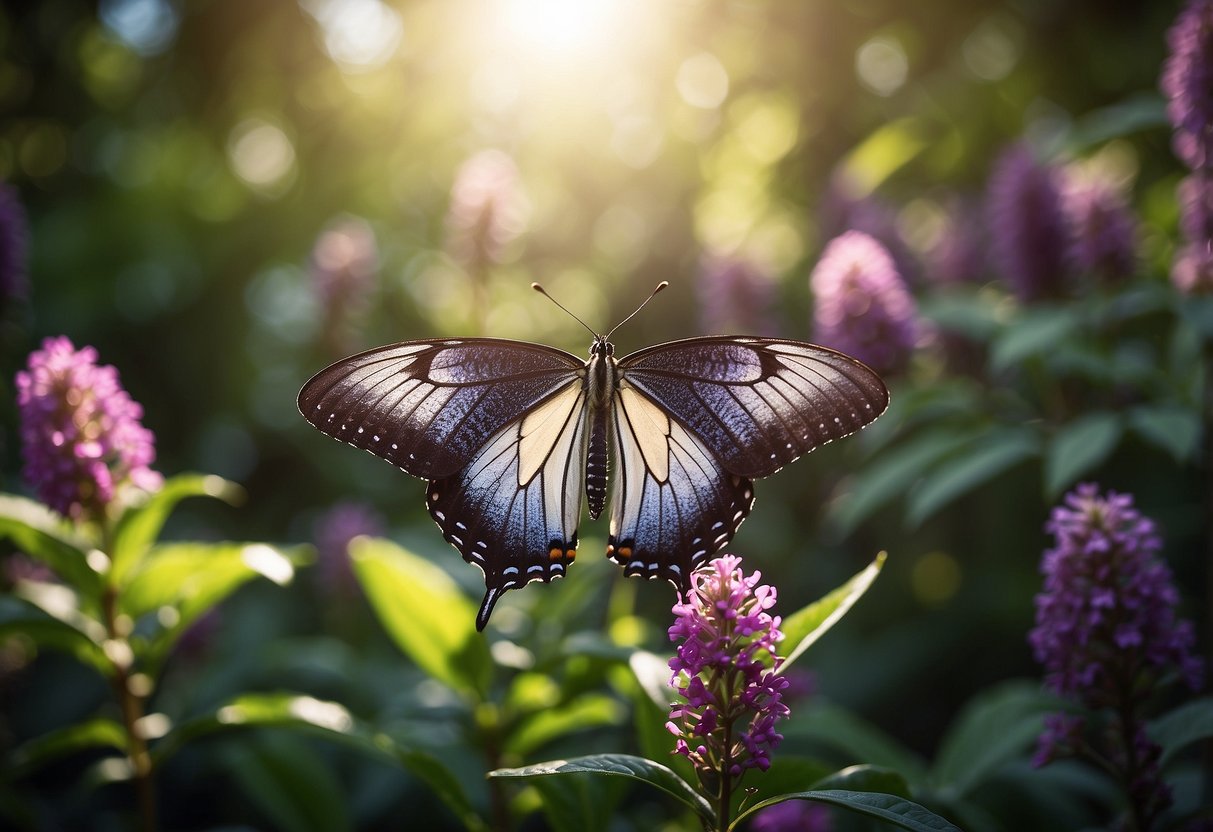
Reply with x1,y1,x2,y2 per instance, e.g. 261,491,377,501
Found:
298,283,889,630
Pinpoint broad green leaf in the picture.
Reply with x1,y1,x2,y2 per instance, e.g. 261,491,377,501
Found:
505,694,624,758
1044,413,1122,497
9,718,127,777
154,692,486,831
743,756,835,805
781,553,884,672
0,600,110,675
351,537,491,699
1065,92,1168,150
931,680,1057,797
1150,697,1213,767
832,430,982,535
839,117,929,194
917,292,1002,343
109,474,243,587
990,306,1081,372
122,542,307,671
530,770,625,832
907,429,1040,527
1129,405,1201,463
0,494,100,598
809,765,911,797
221,733,350,832
731,790,961,832
786,704,928,784
489,753,714,824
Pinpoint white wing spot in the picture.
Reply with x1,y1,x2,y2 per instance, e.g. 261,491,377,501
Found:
477,540,488,549
373,435,380,442
357,427,364,434
818,422,825,430
528,564,544,574
504,566,519,576
834,416,842,424
786,442,793,449
711,521,724,530
455,521,467,530
434,510,446,521
449,534,463,546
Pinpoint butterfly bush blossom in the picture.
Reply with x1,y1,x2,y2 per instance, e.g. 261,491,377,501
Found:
1029,485,1203,827
445,149,530,271
926,197,986,286
810,230,918,376
697,253,779,336
985,144,1069,301
16,336,162,520
1061,170,1139,281
311,216,379,353
667,555,789,807
1162,0,1213,171
749,800,832,832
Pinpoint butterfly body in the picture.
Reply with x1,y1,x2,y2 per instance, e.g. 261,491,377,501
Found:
299,333,888,630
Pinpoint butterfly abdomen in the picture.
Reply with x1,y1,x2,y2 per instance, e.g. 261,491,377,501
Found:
586,407,610,519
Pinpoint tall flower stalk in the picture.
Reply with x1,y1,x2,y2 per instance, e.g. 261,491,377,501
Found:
1029,485,1203,832
15,336,164,831
667,555,790,831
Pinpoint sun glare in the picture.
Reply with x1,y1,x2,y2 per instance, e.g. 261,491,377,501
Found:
495,0,618,55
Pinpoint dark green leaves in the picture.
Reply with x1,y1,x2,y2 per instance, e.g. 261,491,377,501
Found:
781,552,884,671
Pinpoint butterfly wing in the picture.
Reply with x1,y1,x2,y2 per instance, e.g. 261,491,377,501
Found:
298,338,589,628
428,381,588,630
619,337,889,479
298,338,584,480
608,337,888,593
607,378,754,593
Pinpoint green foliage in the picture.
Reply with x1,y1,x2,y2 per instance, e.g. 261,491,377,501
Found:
781,552,885,671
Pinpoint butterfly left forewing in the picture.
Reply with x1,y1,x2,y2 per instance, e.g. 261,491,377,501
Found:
428,380,589,630
607,379,754,595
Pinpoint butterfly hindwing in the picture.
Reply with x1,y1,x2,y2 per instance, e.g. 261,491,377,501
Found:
607,379,755,595
619,337,889,479
428,381,589,629
298,338,583,479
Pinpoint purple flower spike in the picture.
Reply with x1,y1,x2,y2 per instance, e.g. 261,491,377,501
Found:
16,337,161,521
750,800,832,832
667,555,790,797
1029,484,1203,828
697,253,779,336
985,145,1068,301
1061,171,1138,281
810,231,918,375
927,197,987,286
0,182,28,313
1162,0,1213,170
445,149,529,271
314,501,385,597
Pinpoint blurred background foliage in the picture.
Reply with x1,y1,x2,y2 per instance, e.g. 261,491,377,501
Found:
0,0,1209,829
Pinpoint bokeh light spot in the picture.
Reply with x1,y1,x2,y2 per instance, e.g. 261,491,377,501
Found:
911,551,961,606
227,118,297,196
495,0,617,55
99,0,179,56
856,36,908,97
962,16,1021,82
300,0,403,72
677,52,729,110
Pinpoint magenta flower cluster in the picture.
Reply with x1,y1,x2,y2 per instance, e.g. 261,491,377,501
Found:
666,555,790,787
16,336,161,520
1062,174,1138,281
810,230,918,375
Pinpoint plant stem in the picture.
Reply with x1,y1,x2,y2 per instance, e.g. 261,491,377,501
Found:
102,586,156,832
477,704,511,832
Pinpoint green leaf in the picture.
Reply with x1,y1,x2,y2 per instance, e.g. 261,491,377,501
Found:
917,292,1002,342
743,756,835,805
930,680,1057,797
1128,405,1201,463
731,790,961,832
122,542,307,671
530,770,625,832
489,753,714,824
0,597,110,675
809,765,911,797
109,474,243,587
625,652,697,785
990,306,1081,373
1149,697,1213,767
781,553,884,672
154,692,486,832
1065,92,1168,151
221,733,350,832
1044,412,1123,497
9,718,127,777
785,704,927,784
505,694,624,758
0,494,100,598
832,430,981,535
906,428,1040,526
350,537,491,699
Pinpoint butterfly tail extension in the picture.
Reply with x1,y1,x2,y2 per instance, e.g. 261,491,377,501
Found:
477,586,504,632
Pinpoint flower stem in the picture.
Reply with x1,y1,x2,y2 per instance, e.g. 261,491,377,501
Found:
102,586,156,832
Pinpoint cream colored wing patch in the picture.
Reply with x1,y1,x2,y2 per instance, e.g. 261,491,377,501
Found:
617,384,671,483
519,384,583,484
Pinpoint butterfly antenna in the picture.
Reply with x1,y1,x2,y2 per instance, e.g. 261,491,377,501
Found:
531,282,597,338
606,281,669,340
